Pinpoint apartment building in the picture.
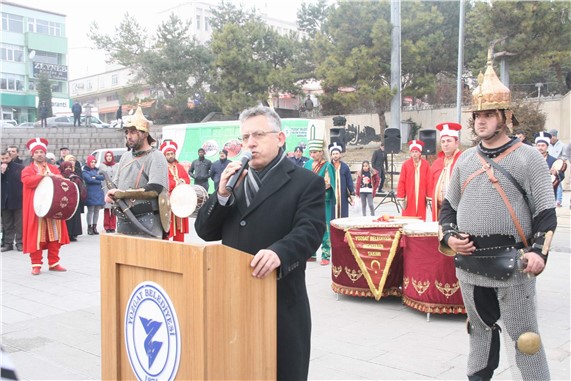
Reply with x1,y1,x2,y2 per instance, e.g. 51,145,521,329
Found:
1,2,69,123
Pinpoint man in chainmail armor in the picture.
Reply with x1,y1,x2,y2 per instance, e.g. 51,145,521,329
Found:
105,106,168,238
438,52,557,381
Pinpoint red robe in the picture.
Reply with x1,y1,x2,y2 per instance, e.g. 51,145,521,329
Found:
21,162,70,253
430,149,461,222
167,161,191,239
397,157,432,220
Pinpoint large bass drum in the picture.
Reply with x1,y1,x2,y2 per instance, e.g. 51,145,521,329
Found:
33,176,80,220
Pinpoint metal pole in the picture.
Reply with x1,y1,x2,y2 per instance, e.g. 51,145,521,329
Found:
456,0,465,123
390,0,401,135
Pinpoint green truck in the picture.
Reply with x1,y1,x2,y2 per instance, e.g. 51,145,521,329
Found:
162,118,325,192
162,118,324,163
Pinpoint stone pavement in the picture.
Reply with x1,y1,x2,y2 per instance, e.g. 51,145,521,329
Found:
1,195,570,380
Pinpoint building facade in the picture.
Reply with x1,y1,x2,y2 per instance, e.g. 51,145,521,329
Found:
1,2,70,124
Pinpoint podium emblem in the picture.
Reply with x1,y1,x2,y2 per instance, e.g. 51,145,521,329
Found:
125,281,181,380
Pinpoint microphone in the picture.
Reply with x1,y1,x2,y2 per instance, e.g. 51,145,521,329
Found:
225,151,252,193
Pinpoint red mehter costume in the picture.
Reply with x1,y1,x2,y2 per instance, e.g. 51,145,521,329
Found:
397,140,432,220
161,141,190,242
430,150,461,221
21,138,69,274
430,122,463,221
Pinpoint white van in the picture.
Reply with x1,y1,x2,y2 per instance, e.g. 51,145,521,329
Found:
91,147,128,167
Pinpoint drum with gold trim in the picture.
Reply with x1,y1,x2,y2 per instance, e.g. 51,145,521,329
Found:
33,176,80,220
189,185,208,218
330,216,415,301
401,222,465,314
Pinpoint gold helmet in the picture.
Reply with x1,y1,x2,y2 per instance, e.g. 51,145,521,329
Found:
469,48,517,131
123,105,155,143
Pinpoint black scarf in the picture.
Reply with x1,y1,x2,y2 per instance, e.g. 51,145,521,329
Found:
243,148,286,207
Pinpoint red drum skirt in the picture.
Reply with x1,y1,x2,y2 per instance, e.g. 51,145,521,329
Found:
330,217,415,300
401,222,465,314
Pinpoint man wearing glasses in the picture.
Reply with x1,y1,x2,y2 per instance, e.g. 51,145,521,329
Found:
195,105,326,381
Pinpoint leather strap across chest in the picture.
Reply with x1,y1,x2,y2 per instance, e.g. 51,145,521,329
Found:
462,142,528,247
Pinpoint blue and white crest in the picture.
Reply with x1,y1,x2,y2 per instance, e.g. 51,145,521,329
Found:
125,281,181,381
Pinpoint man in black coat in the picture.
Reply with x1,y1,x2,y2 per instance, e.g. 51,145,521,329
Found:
371,142,389,192
195,106,325,381
1,150,24,252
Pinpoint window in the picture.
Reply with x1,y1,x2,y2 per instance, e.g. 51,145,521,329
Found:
51,81,63,93
27,17,63,37
0,73,25,91
205,17,210,31
34,51,59,65
1,43,24,62
2,13,23,33
196,15,201,30
106,94,119,102
111,74,118,85
36,19,49,34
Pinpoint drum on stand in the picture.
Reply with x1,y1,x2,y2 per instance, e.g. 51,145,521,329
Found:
33,176,80,220
401,222,465,318
190,185,209,218
330,216,415,301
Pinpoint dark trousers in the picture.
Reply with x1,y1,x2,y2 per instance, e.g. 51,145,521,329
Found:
374,168,386,191
73,113,81,126
1,208,23,246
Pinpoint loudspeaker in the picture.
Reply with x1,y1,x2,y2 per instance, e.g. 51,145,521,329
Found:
330,128,346,146
419,130,437,155
384,128,401,154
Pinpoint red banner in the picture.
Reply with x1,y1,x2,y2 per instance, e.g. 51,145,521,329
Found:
344,228,401,301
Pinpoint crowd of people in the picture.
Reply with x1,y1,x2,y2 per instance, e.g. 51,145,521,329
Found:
1,70,569,380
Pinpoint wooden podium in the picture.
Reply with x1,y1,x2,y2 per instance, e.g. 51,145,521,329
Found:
100,234,276,380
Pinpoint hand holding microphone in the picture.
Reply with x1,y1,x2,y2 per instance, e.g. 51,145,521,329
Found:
218,151,252,196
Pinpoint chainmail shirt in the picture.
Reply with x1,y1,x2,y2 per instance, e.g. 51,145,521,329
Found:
114,149,168,191
446,142,554,288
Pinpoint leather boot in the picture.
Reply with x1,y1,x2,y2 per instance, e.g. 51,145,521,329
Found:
92,225,99,235
87,225,93,235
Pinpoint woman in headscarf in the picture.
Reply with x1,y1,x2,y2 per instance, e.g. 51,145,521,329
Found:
59,160,85,241
82,155,105,235
99,151,117,233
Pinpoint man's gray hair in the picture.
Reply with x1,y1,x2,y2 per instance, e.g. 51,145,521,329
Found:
239,105,282,132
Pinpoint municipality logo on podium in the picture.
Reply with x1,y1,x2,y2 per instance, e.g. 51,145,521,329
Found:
125,281,181,380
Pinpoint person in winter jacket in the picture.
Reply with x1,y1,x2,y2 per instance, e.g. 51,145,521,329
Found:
82,155,105,235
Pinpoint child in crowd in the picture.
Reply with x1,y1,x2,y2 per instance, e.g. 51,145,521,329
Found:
355,160,380,216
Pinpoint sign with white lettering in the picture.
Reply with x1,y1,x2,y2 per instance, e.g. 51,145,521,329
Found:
33,62,68,81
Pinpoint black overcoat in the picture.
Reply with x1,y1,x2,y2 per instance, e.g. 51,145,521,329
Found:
1,161,24,210
195,157,326,381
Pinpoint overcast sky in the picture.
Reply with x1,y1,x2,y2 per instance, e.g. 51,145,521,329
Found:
10,0,315,79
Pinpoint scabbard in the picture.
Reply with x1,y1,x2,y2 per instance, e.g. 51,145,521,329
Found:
115,199,158,237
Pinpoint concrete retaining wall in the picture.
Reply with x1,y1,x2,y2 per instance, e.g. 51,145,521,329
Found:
1,125,164,163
